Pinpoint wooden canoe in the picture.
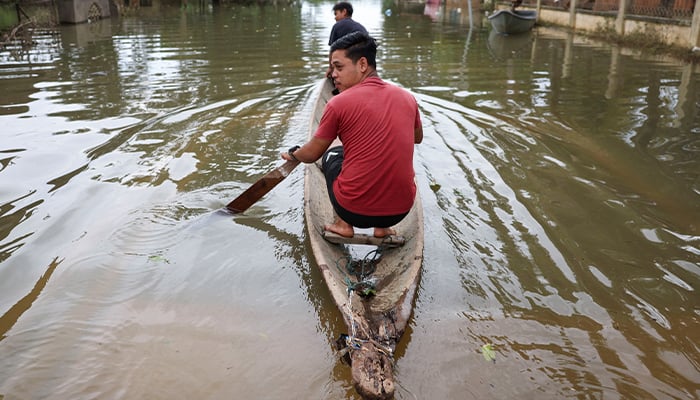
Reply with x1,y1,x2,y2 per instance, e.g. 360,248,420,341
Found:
303,78,424,399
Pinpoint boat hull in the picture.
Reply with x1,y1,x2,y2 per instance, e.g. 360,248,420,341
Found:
303,78,424,399
488,9,537,34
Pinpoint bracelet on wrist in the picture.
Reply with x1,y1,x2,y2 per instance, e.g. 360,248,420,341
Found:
288,145,301,162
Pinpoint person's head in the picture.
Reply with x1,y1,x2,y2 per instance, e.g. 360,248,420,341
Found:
332,2,353,22
329,32,378,92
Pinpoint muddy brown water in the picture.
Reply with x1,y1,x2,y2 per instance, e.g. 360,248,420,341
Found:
0,0,698,398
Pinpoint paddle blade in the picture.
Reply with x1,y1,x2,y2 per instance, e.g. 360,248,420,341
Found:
225,160,300,214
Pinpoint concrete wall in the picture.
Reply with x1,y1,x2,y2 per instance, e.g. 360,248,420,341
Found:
621,18,692,47
507,4,696,48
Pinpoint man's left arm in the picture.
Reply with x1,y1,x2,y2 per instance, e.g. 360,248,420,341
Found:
414,124,423,144
414,108,423,144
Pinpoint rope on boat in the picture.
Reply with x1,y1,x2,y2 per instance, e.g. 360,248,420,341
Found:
333,244,395,362
334,246,383,297
338,315,394,366
319,225,401,361
337,335,394,363
317,223,400,297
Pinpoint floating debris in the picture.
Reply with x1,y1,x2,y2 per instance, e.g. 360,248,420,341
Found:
481,343,496,363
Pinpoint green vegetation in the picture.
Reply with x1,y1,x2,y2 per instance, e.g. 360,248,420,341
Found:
0,4,18,30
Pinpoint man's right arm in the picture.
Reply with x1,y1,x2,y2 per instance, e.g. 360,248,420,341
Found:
282,136,332,163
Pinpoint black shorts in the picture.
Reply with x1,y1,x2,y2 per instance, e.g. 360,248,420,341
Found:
321,146,408,228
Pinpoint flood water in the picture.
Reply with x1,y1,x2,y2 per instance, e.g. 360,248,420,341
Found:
1,0,699,398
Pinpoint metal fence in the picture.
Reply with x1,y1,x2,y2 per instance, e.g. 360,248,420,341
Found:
523,0,695,19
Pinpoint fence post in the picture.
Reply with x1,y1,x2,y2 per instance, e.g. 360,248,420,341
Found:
690,0,700,49
569,0,577,28
616,0,628,35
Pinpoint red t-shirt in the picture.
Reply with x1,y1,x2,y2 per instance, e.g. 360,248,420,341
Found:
314,77,421,216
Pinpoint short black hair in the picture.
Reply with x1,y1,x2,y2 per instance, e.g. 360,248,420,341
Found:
332,2,354,16
330,31,377,68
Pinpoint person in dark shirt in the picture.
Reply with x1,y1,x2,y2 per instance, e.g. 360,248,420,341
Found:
328,2,368,46
326,2,367,79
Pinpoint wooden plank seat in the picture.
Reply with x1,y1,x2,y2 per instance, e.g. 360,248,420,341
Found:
322,231,406,247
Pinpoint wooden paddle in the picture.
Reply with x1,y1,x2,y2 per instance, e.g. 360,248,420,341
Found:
225,159,300,214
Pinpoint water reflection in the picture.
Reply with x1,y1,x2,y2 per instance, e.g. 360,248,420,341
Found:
0,0,698,399
486,29,534,61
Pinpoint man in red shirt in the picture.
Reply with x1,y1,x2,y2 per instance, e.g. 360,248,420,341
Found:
282,32,423,238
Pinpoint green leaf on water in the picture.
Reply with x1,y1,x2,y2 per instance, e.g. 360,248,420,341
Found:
148,255,170,264
481,343,496,363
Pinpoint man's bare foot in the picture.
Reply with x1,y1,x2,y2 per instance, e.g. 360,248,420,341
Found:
324,218,354,238
373,227,396,238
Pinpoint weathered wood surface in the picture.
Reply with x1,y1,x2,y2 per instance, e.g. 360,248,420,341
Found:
322,231,406,248
303,78,424,399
